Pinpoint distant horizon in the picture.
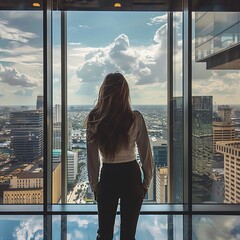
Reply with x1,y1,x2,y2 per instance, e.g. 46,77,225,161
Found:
1,103,240,107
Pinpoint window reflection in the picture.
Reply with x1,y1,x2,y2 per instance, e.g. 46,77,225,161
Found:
193,12,240,203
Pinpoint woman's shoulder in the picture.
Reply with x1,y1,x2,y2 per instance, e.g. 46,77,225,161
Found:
132,110,144,121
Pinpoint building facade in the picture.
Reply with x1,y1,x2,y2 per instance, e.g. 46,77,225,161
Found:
213,122,235,153
36,95,43,110
10,110,43,162
52,149,78,184
192,96,213,202
156,167,168,203
53,122,72,150
216,141,240,203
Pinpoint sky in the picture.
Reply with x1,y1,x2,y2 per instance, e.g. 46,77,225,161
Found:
0,11,240,106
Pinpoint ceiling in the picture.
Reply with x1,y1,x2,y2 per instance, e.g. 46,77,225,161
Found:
0,0,240,11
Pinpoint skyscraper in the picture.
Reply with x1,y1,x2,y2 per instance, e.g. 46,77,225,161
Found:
53,122,72,150
218,105,232,123
156,167,168,203
52,149,77,185
172,97,184,202
192,96,213,202
10,110,43,162
216,141,240,203
150,138,167,201
213,122,235,153
36,96,43,110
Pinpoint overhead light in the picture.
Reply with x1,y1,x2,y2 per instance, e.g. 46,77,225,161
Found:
114,2,122,8
32,2,41,7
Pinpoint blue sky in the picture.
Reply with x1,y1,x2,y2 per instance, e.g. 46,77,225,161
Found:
0,11,240,106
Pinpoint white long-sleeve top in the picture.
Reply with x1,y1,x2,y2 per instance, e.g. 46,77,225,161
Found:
87,110,154,192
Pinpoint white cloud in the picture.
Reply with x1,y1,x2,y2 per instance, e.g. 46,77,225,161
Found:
13,217,43,240
0,64,39,87
3,11,42,20
0,19,38,43
79,24,88,28
69,42,82,46
148,14,168,25
14,89,33,96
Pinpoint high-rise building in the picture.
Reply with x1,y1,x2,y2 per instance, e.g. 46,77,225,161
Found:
52,149,77,184
36,96,43,110
172,97,184,202
218,105,232,123
151,138,167,167
52,162,61,204
192,96,213,202
213,121,235,153
216,141,240,203
150,138,167,201
195,12,240,70
10,110,43,162
53,122,72,150
156,167,168,203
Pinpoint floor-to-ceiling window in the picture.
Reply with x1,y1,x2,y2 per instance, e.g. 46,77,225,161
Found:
0,9,44,204
65,11,172,204
193,12,240,204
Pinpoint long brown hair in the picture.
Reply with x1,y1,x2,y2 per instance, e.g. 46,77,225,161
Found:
87,72,135,160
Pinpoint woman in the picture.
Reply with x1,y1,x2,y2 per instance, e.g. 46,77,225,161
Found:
86,72,154,240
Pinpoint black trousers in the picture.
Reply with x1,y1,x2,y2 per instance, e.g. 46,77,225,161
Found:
96,160,145,240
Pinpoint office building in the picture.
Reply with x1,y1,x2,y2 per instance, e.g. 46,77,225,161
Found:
172,97,184,202
10,110,43,162
150,138,167,200
195,12,240,69
151,138,168,167
213,121,235,153
36,96,43,110
218,105,232,123
156,167,168,203
53,122,72,150
52,149,78,184
192,96,213,202
3,171,43,204
52,162,61,204
216,141,240,203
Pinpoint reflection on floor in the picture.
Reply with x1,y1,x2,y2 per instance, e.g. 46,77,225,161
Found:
0,215,240,239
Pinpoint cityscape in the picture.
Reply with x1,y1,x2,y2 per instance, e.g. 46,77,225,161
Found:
0,96,240,205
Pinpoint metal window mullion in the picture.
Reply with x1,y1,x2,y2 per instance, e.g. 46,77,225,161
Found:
61,10,68,206
183,0,192,239
61,10,68,240
167,11,174,204
43,0,53,239
167,11,174,240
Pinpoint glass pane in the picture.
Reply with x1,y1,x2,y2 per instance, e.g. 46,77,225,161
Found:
52,215,61,240
193,215,240,239
66,11,168,203
172,12,183,203
193,11,240,203
64,215,182,239
52,11,62,204
0,215,43,239
0,10,43,204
